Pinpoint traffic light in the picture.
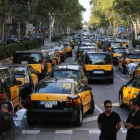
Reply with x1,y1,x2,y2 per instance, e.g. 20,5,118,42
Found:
103,13,105,18
68,12,70,17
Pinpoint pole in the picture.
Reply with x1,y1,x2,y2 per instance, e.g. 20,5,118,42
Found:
28,1,31,40
129,15,131,48
49,14,52,42
117,15,119,37
4,10,7,45
122,14,124,40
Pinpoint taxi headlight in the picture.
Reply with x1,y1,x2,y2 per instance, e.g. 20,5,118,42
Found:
117,57,120,59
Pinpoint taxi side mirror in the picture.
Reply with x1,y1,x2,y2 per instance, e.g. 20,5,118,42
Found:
46,72,50,77
16,80,22,85
88,87,92,90
122,83,126,86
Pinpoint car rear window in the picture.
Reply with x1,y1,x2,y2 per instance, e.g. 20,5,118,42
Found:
128,54,140,59
14,53,41,64
113,48,126,53
14,74,25,78
85,53,111,65
53,70,80,79
11,67,26,74
34,82,72,94
63,44,69,47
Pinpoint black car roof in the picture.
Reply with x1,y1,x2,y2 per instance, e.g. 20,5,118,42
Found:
40,77,75,84
54,65,80,71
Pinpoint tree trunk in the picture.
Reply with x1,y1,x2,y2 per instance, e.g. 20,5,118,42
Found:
18,21,20,38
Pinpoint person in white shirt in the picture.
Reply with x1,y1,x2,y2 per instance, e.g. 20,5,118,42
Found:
13,100,26,126
127,60,137,78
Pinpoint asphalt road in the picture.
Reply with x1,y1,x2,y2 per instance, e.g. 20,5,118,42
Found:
13,45,131,140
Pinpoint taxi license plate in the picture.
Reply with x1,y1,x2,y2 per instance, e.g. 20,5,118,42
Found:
93,71,104,74
40,101,57,108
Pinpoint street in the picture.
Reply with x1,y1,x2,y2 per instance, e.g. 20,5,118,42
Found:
13,45,130,140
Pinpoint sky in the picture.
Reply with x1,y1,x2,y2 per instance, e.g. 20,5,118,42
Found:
79,0,91,23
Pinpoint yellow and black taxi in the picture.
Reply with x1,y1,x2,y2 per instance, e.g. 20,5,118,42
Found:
63,43,72,57
111,47,127,65
0,66,20,108
54,46,67,62
84,52,114,84
134,63,140,77
119,75,140,108
26,78,94,126
118,50,140,74
13,50,53,79
9,64,38,99
49,65,88,85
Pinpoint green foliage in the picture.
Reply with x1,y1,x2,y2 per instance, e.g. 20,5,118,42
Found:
132,40,140,48
0,39,42,60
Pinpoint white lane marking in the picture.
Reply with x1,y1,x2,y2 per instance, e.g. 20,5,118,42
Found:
117,75,126,82
83,116,98,122
22,130,40,134
95,104,103,113
89,130,100,134
55,130,73,134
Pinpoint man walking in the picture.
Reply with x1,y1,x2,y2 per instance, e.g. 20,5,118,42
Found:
98,100,121,140
124,98,140,140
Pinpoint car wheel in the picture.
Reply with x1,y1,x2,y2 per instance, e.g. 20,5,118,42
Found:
88,97,95,114
119,93,125,108
27,117,36,125
109,78,114,84
74,107,83,127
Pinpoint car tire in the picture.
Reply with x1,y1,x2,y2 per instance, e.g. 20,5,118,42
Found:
119,93,125,108
70,52,72,57
27,117,36,125
109,78,114,84
74,107,83,127
88,97,95,114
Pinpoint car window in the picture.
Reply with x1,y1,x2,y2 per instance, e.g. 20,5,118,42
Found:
53,70,80,79
135,78,140,89
14,53,42,64
34,82,72,94
85,53,111,65
127,78,137,87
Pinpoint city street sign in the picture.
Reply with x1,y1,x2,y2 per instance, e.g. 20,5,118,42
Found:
128,28,131,33
121,27,125,32
42,26,45,30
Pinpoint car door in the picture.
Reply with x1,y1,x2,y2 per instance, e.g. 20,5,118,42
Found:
76,82,91,114
29,66,38,87
129,78,140,100
123,77,137,105
46,54,52,72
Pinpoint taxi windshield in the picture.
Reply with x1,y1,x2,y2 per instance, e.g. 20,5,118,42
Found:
14,53,41,64
128,54,140,59
34,82,72,94
111,43,120,47
86,53,111,65
63,44,69,47
113,48,126,53
53,70,80,79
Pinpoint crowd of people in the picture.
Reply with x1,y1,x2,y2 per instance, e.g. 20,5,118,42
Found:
0,92,140,140
0,93,26,135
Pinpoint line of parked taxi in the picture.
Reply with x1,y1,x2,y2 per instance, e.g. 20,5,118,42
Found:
0,37,96,127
